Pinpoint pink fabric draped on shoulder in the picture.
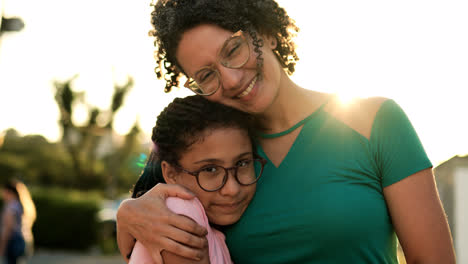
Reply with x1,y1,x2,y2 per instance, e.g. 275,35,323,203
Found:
129,197,233,264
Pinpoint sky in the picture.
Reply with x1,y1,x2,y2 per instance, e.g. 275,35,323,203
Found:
0,0,467,166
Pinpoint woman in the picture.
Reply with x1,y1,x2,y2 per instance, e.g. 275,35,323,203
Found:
116,0,455,263
0,180,36,264
129,95,265,264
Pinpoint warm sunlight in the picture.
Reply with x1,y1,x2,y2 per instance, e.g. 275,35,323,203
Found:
0,0,467,166
335,92,357,106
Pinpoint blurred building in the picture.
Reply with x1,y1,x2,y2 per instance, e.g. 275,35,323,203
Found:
434,154,468,263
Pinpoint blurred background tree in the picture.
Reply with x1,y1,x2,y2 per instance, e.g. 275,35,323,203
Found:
0,74,147,253
0,74,147,197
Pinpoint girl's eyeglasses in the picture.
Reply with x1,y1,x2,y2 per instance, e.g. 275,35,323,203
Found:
175,157,266,192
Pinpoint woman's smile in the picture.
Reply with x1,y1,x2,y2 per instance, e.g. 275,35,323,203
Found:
237,75,258,99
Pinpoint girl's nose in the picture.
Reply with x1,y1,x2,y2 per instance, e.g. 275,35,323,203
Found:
219,170,241,196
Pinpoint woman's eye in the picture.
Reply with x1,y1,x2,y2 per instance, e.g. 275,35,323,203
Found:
227,43,240,57
199,71,215,82
223,38,242,58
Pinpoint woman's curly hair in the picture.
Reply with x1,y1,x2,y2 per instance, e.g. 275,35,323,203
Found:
132,95,256,198
149,0,300,92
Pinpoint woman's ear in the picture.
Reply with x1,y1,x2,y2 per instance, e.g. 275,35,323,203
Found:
161,161,178,184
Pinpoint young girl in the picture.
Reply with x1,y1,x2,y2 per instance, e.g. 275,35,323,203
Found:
128,95,266,264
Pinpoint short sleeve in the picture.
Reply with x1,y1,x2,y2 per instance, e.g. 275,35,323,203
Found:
165,197,210,228
129,198,211,264
129,241,154,264
167,198,233,264
370,99,432,187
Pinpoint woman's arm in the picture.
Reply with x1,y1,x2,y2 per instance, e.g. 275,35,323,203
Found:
161,241,210,264
116,184,208,263
384,168,456,264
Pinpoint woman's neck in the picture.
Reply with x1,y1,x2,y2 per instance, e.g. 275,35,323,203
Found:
254,73,325,134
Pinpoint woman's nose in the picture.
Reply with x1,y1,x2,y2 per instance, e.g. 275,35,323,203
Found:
218,66,242,92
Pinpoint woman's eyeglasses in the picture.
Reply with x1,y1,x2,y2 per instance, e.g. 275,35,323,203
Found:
184,30,251,96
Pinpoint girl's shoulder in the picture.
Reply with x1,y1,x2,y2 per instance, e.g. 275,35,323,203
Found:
166,197,209,228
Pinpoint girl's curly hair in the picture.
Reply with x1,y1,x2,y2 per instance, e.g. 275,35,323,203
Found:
132,95,257,198
149,0,299,93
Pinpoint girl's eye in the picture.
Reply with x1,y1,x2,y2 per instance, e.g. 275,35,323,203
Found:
236,159,251,167
201,166,218,173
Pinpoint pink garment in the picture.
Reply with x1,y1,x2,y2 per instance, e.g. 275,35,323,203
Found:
129,197,233,264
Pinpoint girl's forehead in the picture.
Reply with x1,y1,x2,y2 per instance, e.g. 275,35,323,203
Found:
183,127,251,153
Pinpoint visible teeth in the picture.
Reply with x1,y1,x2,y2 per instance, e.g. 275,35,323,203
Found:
238,76,257,98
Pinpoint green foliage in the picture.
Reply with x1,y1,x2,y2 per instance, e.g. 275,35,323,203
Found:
98,220,119,254
0,129,76,187
0,127,146,193
31,187,101,251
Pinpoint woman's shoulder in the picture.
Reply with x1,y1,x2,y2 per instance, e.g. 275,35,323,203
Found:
323,95,390,139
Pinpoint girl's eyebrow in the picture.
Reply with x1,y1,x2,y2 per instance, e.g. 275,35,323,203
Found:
193,151,253,164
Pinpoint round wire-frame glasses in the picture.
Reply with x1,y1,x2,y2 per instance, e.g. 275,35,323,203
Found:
175,157,267,192
184,30,251,96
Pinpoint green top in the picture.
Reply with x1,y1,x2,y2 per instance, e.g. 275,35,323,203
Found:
224,99,432,263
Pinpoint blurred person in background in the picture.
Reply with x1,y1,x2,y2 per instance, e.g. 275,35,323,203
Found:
0,179,36,264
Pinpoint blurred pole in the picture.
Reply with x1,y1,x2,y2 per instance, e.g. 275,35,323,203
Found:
0,0,25,56
0,0,3,50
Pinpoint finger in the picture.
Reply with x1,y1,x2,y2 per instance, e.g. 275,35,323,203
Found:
153,183,197,199
168,213,208,239
161,237,206,261
151,251,164,264
144,219,207,250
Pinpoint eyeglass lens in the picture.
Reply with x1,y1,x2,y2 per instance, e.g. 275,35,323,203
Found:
198,159,263,191
188,33,250,95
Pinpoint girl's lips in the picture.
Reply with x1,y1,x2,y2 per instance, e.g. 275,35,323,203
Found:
213,200,243,212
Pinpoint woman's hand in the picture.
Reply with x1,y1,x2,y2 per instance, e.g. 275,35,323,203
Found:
116,183,208,264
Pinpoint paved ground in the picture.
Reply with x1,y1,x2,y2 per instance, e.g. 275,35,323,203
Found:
24,250,125,264
18,247,406,264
